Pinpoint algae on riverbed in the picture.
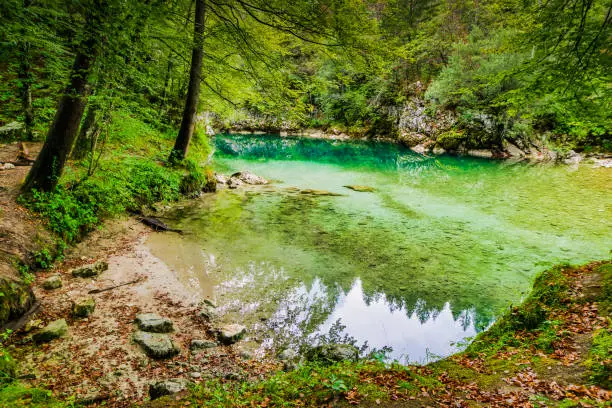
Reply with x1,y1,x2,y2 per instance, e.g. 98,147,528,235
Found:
154,134,611,362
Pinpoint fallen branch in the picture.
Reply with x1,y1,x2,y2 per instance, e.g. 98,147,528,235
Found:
88,277,143,294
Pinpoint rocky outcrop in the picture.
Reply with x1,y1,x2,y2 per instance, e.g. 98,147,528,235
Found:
343,185,376,193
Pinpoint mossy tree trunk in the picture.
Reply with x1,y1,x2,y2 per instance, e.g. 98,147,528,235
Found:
22,5,104,193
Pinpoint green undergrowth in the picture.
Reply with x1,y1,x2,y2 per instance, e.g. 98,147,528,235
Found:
19,111,214,247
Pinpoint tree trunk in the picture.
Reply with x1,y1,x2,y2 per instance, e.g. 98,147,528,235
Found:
169,0,206,163
22,37,98,192
71,103,99,160
18,42,34,141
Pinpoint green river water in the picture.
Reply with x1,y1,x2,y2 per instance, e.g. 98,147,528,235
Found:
158,134,611,363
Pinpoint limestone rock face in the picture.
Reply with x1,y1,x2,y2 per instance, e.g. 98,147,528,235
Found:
33,319,68,344
133,331,179,359
42,275,62,290
149,379,189,400
135,313,174,333
72,297,96,318
217,324,246,345
71,260,108,278
306,343,359,364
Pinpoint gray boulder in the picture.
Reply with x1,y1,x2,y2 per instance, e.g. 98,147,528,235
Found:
42,275,62,290
71,260,108,278
217,324,246,345
135,313,173,333
227,177,244,189
230,171,268,185
149,379,189,400
306,343,359,365
133,331,179,359
72,297,96,318
33,319,68,344
214,173,228,184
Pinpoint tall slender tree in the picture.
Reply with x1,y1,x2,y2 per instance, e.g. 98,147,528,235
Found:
169,0,206,163
22,1,106,192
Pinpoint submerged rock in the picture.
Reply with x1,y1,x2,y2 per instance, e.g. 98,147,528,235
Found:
133,331,179,359
299,189,343,197
230,171,268,185
217,324,246,345
149,378,189,400
135,313,174,333
344,185,376,193
71,260,108,278
42,275,62,290
72,297,96,318
33,319,68,344
306,343,359,364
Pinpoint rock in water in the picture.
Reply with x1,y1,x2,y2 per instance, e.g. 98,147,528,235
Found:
299,189,343,197
72,297,96,318
42,275,62,290
33,319,68,344
135,313,174,333
217,324,246,345
306,344,359,364
71,260,108,278
343,185,376,193
230,171,268,185
227,177,244,189
133,331,179,359
149,379,188,400
214,173,228,184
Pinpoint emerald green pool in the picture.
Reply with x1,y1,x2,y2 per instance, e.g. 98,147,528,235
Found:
165,134,611,363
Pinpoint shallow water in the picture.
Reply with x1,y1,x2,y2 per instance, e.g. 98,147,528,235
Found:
155,134,611,363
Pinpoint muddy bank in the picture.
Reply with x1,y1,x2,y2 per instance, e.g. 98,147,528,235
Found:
8,218,277,406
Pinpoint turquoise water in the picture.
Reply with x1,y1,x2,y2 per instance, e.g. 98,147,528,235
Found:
167,134,611,363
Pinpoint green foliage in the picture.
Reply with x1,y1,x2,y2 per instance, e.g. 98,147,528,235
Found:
0,382,61,407
0,330,15,385
585,328,612,389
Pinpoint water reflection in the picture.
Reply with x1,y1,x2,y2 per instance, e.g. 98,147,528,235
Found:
156,133,610,364
259,277,477,362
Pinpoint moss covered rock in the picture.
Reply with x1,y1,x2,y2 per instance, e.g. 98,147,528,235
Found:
0,277,35,326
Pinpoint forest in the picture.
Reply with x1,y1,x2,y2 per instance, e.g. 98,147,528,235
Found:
0,0,610,407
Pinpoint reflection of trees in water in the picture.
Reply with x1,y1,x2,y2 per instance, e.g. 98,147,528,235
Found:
215,133,439,171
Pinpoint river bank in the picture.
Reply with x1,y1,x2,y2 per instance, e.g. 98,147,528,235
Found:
1,133,610,406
